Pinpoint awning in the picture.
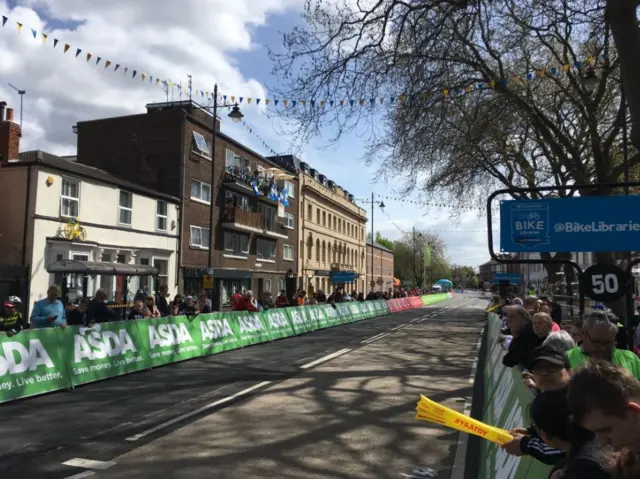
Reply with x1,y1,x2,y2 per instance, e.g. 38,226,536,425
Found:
46,260,159,276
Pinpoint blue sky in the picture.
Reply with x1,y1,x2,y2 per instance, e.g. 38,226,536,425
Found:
0,0,492,267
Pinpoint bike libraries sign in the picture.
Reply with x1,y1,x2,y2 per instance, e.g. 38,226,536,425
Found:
500,196,640,253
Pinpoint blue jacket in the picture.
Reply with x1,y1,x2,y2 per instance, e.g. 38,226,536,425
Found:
30,298,67,327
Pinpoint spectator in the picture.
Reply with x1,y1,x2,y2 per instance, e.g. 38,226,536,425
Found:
316,290,327,303
170,294,185,316
567,312,640,380
31,285,67,328
543,331,576,353
0,299,26,336
183,296,198,315
128,300,146,320
568,361,640,453
524,295,540,314
530,390,615,478
260,292,275,311
231,290,245,311
67,297,89,326
86,289,116,325
275,290,289,308
244,291,259,312
197,293,212,314
532,312,561,341
296,291,306,306
155,285,170,317
144,295,161,318
306,293,318,305
502,305,541,369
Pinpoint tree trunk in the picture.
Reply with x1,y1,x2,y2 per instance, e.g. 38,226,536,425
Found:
606,0,640,151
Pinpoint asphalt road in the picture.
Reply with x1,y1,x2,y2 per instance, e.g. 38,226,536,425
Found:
1,293,487,479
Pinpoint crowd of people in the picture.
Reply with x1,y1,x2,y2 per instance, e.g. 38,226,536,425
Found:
491,294,640,477
0,283,427,332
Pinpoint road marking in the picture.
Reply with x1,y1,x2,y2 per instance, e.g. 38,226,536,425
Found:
390,324,409,331
362,332,390,344
300,348,352,369
469,358,478,384
62,459,117,470
63,472,96,479
361,332,387,343
125,381,272,442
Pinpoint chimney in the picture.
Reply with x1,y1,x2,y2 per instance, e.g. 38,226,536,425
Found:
0,103,21,165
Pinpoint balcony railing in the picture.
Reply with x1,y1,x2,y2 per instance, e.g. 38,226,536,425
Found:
223,166,287,201
222,206,263,230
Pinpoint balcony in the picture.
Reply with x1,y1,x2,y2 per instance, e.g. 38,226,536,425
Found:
222,166,287,205
221,206,263,234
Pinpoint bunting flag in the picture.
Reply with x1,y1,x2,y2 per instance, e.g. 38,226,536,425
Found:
354,194,499,212
0,10,609,111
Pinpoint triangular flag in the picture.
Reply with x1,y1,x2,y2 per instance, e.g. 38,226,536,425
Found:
292,100,297,107
156,78,160,86
53,38,59,48
2,16,7,27
247,98,252,104
31,28,37,39
75,48,82,57
124,67,128,74
274,99,279,106
359,99,365,105
587,56,595,65
300,100,306,106
399,95,406,103
105,60,111,68
256,99,261,105
239,97,243,103
265,99,270,105
149,76,153,83
330,100,334,106
132,70,137,78
96,56,101,65
64,43,70,53
16,22,22,33
283,99,288,107
114,64,120,72
86,53,92,62
562,64,570,71
42,33,47,43
231,96,235,102
141,73,146,82
195,90,199,96
490,80,496,88
320,100,325,107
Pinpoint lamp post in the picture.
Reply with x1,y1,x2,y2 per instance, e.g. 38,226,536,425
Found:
412,226,423,289
362,194,385,292
200,83,244,272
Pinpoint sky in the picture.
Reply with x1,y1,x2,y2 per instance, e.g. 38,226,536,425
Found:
0,0,493,269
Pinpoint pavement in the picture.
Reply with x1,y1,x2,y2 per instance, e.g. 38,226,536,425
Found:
0,294,487,479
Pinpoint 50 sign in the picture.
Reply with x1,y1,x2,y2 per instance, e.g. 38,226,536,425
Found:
581,264,629,302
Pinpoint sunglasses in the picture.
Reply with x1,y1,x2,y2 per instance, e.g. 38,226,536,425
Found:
585,332,614,346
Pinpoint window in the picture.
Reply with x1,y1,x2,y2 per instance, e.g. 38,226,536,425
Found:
322,241,326,262
307,203,313,220
333,216,337,230
192,132,211,158
284,244,294,261
140,258,150,266
156,201,168,231
225,149,248,169
61,178,79,218
191,180,211,204
316,239,320,261
284,213,295,229
118,191,133,225
259,203,277,231
190,225,211,249
284,180,295,198
224,232,249,256
279,279,286,292
322,211,326,226
265,279,272,293
257,238,276,260
227,191,251,211
316,208,320,223
153,259,169,291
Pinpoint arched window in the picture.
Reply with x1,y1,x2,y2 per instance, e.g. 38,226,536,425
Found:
307,203,313,220
316,239,320,261
322,211,326,226
322,240,326,262
351,249,355,267
333,242,337,262
307,234,313,260
316,208,320,224
333,216,337,230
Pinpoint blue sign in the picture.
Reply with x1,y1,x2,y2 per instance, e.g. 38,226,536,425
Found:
500,196,640,253
331,271,357,283
493,272,521,285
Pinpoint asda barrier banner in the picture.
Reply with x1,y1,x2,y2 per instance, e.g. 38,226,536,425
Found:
479,313,552,479
0,295,446,404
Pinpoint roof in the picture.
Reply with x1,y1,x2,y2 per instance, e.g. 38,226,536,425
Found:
46,259,159,276
366,239,393,253
13,150,180,203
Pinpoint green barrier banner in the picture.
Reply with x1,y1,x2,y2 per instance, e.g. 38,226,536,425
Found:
479,313,553,479
335,303,354,322
0,328,70,403
300,305,322,331
262,309,296,340
286,307,316,334
421,293,450,306
136,316,202,367
348,302,365,322
198,312,244,355
59,321,146,386
307,305,330,329
322,304,343,327
233,311,273,345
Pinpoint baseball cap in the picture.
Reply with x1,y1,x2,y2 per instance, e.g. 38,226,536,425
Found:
3,301,15,308
529,345,570,370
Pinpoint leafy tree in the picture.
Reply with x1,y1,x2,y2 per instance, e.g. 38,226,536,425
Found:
392,230,450,286
375,232,394,251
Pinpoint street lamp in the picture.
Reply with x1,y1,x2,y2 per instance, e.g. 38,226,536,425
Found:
363,194,385,292
201,83,244,272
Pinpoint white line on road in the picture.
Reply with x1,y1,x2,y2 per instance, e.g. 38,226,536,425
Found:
63,472,96,479
300,348,352,369
125,381,272,442
361,332,387,343
62,458,117,470
362,332,390,344
469,358,478,384
390,324,409,331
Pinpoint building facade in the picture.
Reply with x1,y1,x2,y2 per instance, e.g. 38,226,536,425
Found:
0,113,179,316
271,156,368,295
478,255,522,289
366,240,394,293
75,100,299,309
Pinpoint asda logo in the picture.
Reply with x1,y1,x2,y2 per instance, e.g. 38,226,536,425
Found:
238,314,264,333
0,339,54,376
267,311,289,329
288,310,307,325
148,323,193,348
201,318,234,340
74,325,137,362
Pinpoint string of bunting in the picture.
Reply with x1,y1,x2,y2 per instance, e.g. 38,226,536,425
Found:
356,195,495,211
1,12,608,108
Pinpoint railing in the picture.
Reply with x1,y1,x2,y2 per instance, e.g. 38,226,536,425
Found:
223,166,285,199
222,206,263,230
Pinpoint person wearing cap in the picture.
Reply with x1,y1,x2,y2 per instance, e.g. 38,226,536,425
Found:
0,299,26,336
502,345,571,466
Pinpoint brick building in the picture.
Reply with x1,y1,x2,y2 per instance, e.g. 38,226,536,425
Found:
366,240,394,293
75,100,299,310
